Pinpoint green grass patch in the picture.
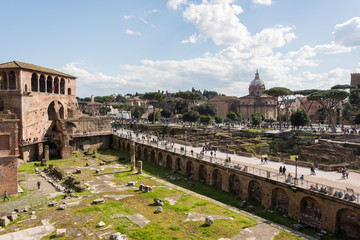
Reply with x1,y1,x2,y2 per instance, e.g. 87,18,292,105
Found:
273,230,306,240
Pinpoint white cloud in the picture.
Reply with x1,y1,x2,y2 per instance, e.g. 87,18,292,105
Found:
125,29,142,36
252,0,272,6
167,0,187,10
333,17,360,47
123,15,133,20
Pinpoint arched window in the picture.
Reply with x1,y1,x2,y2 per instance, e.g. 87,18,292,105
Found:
9,71,16,89
40,75,46,92
68,88,72,95
60,78,65,94
0,72,7,90
46,76,53,93
48,101,64,120
31,73,38,92
54,77,59,94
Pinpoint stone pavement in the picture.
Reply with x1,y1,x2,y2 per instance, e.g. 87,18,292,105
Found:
0,219,54,240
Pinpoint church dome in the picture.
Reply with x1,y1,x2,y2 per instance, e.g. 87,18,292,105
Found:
249,70,265,88
248,70,265,96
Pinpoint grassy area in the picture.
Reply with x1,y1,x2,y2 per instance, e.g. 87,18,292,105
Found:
274,231,306,240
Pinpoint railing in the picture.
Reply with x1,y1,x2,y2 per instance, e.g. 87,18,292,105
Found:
113,129,360,204
70,130,112,137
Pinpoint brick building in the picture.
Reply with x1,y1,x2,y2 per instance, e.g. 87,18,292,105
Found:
0,111,19,196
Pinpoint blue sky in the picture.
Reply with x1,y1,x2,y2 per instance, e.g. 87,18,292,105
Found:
1,0,360,98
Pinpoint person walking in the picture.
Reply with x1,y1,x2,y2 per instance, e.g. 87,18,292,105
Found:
279,166,283,175
264,156,268,164
300,175,304,185
261,157,264,164
282,166,286,175
345,168,349,179
310,166,316,175
3,191,9,202
37,181,41,189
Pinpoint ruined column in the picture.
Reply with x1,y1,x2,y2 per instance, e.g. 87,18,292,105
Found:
130,141,136,171
137,161,143,174
37,142,44,161
44,144,49,161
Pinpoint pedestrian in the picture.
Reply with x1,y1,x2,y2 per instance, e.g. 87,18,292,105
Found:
310,166,316,175
342,169,346,179
282,166,286,175
345,168,349,179
211,151,213,157
261,157,264,164
279,166,283,175
37,181,41,189
300,175,304,185
264,156,268,164
3,191,9,202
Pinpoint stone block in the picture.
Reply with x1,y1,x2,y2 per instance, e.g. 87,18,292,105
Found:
205,216,214,226
154,198,164,206
92,198,105,205
56,229,66,237
0,216,10,227
8,212,18,221
96,221,106,227
154,207,163,214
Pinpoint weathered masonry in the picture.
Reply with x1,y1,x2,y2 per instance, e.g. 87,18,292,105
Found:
114,135,360,239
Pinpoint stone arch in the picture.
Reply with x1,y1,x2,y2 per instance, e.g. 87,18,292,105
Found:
136,146,142,158
229,174,241,194
40,74,46,92
336,208,360,239
166,155,172,169
0,71,7,90
175,157,181,171
198,164,207,181
143,147,148,161
126,142,130,152
31,73,38,92
186,161,193,176
46,76,53,93
60,78,65,94
212,169,222,189
271,187,289,212
54,77,59,94
121,142,125,152
158,152,163,166
248,180,262,202
150,150,156,163
300,197,322,229
48,101,64,120
9,71,16,89
68,87,72,95
66,122,77,134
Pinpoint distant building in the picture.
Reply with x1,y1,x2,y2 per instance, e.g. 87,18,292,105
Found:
209,71,277,120
350,73,360,88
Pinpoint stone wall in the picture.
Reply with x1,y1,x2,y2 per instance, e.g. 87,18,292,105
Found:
0,157,18,195
72,135,111,151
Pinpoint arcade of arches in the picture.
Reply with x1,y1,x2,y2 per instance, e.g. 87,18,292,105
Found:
114,136,360,238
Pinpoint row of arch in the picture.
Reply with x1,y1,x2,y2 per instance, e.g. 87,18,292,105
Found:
31,73,71,95
0,71,16,90
115,137,360,239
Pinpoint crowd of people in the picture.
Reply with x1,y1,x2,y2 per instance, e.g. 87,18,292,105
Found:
18,137,40,145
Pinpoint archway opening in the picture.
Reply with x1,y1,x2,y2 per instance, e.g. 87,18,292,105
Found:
68,88,72,95
47,76,53,93
48,101,64,120
60,78,65,94
143,148,148,161
186,161,193,176
31,73,38,92
40,75,46,92
175,158,181,172
0,72,7,90
136,146,142,158
212,169,222,189
229,174,241,194
54,77,59,94
9,71,16,89
150,150,155,163
198,165,207,181
158,152,163,166
126,143,130,152
166,155,172,169
271,188,289,213
248,180,262,202
336,208,360,239
300,197,322,230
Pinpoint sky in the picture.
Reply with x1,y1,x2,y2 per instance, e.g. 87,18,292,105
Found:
1,0,360,98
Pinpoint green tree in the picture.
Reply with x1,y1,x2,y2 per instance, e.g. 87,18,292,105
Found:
174,91,205,107
142,92,166,123
182,110,200,123
292,89,321,117
94,96,115,103
199,115,212,125
355,112,360,124
215,115,224,124
132,106,146,119
195,103,217,116
290,109,310,129
251,112,262,127
265,87,293,130
308,89,349,131
226,111,238,121
148,111,161,122
174,99,189,114
161,109,172,118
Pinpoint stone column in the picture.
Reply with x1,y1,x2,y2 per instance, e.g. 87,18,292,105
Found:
44,144,49,161
130,141,135,171
37,142,44,161
137,161,143,174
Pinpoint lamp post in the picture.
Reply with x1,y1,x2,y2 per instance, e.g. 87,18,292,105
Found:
185,131,187,154
295,156,298,185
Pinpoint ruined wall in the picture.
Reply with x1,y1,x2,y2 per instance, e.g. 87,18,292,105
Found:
66,116,111,134
72,135,111,151
299,141,355,165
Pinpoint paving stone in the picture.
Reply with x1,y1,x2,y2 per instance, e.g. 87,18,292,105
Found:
97,221,106,227
56,228,66,237
125,214,150,228
0,216,10,227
